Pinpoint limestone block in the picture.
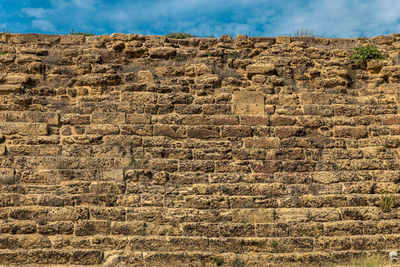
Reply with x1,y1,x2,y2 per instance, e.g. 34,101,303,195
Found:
233,91,264,116
246,63,276,78
275,36,291,44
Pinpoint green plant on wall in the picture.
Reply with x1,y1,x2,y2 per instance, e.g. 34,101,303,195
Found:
380,189,396,212
230,256,245,267
165,32,194,39
350,44,385,63
210,256,224,266
69,29,95,36
270,240,279,252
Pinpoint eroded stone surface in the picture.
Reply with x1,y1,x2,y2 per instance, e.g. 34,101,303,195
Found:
233,90,265,116
0,32,399,266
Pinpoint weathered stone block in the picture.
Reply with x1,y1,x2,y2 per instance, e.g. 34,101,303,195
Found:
0,122,48,135
111,222,146,235
92,112,125,124
75,220,111,236
233,91,264,116
38,222,74,235
232,209,275,223
275,36,291,44
244,137,280,148
149,47,176,58
154,125,186,138
126,114,151,124
246,63,276,77
122,92,157,103
59,35,84,45
120,124,152,135
222,126,252,137
87,124,120,135
240,116,269,125
187,126,220,139
334,126,368,138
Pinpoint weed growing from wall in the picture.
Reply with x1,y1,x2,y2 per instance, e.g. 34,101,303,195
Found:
70,29,95,36
292,27,316,37
165,32,194,39
270,240,279,252
230,256,245,267
350,44,385,63
210,256,224,266
380,190,396,212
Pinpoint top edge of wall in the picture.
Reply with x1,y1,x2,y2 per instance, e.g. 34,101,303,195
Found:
1,32,400,47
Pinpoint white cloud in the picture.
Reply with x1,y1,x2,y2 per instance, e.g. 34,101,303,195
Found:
32,19,56,32
73,0,98,9
21,7,47,19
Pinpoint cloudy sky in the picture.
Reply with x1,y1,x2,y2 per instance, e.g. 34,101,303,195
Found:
0,0,400,37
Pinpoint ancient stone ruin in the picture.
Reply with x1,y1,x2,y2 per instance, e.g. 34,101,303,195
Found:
0,32,400,266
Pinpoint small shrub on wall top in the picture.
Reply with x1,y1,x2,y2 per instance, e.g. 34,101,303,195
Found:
292,27,316,37
350,44,385,62
165,32,194,39
70,29,95,36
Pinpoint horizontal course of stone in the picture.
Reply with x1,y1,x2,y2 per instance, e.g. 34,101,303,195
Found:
1,32,400,266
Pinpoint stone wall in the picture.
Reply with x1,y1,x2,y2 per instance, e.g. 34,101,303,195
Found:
1,32,400,266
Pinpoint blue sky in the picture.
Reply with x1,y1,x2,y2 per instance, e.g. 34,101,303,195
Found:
1,0,400,37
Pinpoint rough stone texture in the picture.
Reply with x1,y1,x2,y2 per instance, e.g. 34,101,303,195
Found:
0,32,400,266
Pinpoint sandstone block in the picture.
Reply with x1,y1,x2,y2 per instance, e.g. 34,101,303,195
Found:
149,47,176,58
120,125,152,135
92,112,125,124
71,250,103,265
233,91,264,116
122,92,157,103
244,137,281,148
300,92,331,105
0,221,36,234
276,209,309,223
246,63,276,78
154,125,186,138
182,223,219,237
90,207,126,221
220,223,255,237
232,209,275,223
274,127,305,138
194,74,220,86
59,35,84,45
126,114,151,124
303,105,334,116
60,114,90,125
222,126,252,137
240,116,269,125
185,64,212,76
383,115,400,125
290,222,325,237
0,84,23,94
87,124,120,135
38,222,74,235
334,126,368,138
276,36,291,44
203,104,232,115
75,220,111,236
111,222,146,235
9,34,39,44
0,122,48,135
187,126,220,139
